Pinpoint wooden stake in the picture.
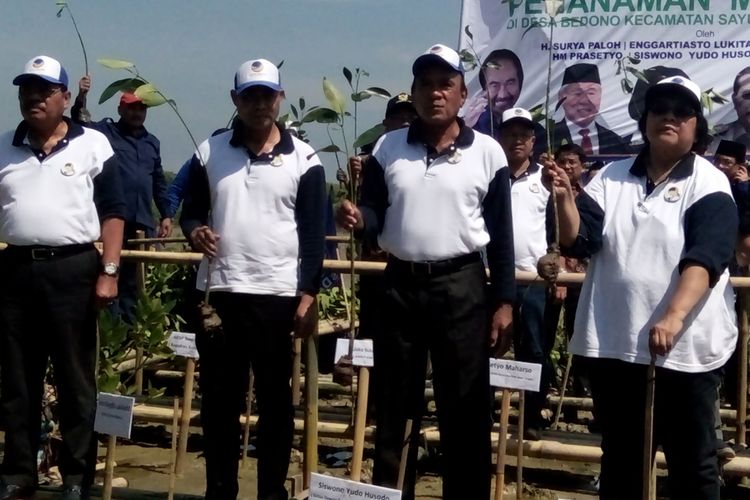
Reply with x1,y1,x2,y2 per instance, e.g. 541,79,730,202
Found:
494,389,511,500
134,230,146,396
350,366,370,481
737,289,749,447
102,434,116,500
292,338,302,406
168,397,179,500
397,419,413,491
303,328,319,489
516,390,525,500
241,368,255,467
553,352,573,428
643,356,656,500
175,358,196,475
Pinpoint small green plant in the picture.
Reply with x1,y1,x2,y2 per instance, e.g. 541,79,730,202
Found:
55,0,88,74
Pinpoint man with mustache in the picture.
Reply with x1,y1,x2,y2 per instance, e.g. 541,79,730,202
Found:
709,67,750,154
552,63,630,156
0,55,125,500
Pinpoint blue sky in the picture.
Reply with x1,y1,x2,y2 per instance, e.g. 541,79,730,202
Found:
0,0,461,177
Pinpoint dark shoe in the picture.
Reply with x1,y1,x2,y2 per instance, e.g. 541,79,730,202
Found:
0,484,34,500
61,485,90,500
523,426,541,441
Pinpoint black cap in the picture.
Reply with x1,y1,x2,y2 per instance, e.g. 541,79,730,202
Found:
385,93,414,118
716,140,747,163
562,63,600,86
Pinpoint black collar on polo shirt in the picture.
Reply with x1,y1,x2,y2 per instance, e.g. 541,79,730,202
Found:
229,120,295,162
629,149,695,180
407,118,475,160
12,117,85,158
510,160,539,183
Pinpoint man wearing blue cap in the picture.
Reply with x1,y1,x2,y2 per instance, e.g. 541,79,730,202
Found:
180,59,326,500
338,44,515,500
0,55,125,500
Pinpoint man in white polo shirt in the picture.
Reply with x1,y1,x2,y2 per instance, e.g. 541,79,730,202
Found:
498,107,553,440
338,44,515,500
0,56,125,500
180,59,326,500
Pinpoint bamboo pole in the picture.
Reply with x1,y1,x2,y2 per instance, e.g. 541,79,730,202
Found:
134,230,146,396
397,419,414,491
102,434,117,500
738,289,749,447
241,369,255,467
167,398,179,500
643,357,656,500
516,391,525,500
494,389,511,500
553,352,573,428
292,338,302,406
175,358,196,475
350,367,370,481
303,327,319,489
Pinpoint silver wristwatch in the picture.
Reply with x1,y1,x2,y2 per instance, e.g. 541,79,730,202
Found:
101,262,120,277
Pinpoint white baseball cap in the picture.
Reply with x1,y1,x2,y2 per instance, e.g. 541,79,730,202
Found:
13,55,69,88
234,59,282,93
645,76,702,114
500,107,534,128
412,44,464,76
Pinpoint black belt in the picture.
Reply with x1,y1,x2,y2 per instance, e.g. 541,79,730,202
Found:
388,252,481,276
4,243,95,261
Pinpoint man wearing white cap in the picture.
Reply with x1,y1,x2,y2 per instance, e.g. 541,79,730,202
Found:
498,107,553,440
0,56,125,500
337,44,515,500
72,75,172,324
180,59,326,500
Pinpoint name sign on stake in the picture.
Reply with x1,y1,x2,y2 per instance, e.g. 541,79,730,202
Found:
334,339,374,367
94,393,135,439
489,358,542,392
168,331,200,359
310,473,401,500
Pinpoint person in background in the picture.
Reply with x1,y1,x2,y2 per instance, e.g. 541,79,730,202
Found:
0,55,125,500
73,75,172,323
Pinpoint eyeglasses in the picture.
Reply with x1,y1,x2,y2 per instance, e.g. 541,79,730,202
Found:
19,85,64,100
649,100,697,119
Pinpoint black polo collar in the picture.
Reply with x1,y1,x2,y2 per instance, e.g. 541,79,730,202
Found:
12,117,85,152
629,149,695,180
229,120,294,161
510,160,539,183
407,118,475,156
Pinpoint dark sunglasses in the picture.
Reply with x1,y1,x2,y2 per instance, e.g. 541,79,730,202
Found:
649,99,697,119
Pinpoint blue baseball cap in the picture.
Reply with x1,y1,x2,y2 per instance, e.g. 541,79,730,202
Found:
13,55,69,88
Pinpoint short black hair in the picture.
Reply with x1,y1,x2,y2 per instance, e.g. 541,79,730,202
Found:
479,49,523,91
555,143,586,163
734,67,750,95
637,111,709,153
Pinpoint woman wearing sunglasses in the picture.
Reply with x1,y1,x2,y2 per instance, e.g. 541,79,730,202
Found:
543,77,738,498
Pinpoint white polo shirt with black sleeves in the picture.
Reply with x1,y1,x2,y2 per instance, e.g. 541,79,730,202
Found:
510,163,550,272
180,123,327,297
0,118,125,246
359,119,516,304
563,152,738,373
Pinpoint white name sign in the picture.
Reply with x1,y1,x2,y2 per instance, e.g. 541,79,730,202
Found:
334,339,374,367
168,331,200,359
94,392,135,439
489,358,542,392
310,473,401,500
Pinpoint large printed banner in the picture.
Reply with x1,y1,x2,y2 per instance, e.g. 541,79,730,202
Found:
459,0,750,156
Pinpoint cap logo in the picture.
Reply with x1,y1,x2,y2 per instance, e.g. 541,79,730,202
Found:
397,93,409,102
429,45,443,54
251,61,264,73
672,77,683,84
32,58,44,68
514,108,523,116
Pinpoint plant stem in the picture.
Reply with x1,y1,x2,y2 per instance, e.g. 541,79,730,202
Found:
64,4,88,74
546,18,561,247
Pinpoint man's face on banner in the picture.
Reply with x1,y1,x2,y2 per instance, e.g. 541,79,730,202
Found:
485,60,520,117
560,82,602,127
733,72,750,131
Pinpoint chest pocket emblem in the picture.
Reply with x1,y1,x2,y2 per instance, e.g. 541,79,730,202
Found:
529,183,540,193
60,163,75,176
271,155,284,167
664,186,681,202
447,149,462,164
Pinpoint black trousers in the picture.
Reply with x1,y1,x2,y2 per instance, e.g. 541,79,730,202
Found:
588,358,721,500
372,259,491,500
0,247,99,489
196,292,298,500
